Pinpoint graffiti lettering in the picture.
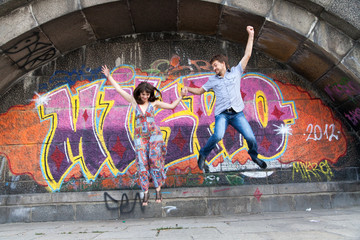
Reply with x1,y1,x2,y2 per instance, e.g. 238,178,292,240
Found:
162,206,177,213
39,83,108,190
37,66,195,191
1,64,347,193
205,175,220,185
344,108,360,126
305,124,339,142
292,160,333,181
142,55,212,80
4,32,56,69
196,73,298,165
324,77,360,102
35,69,298,190
39,66,103,91
225,174,244,185
104,191,145,213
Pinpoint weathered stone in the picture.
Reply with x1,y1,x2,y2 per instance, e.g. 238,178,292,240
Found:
80,0,118,8
31,204,75,222
320,11,360,40
342,43,360,80
8,206,31,223
0,207,9,224
0,0,35,16
0,54,26,94
286,0,325,15
82,1,134,40
294,194,332,211
163,199,208,217
31,205,57,222
251,195,295,212
31,0,80,25
40,11,95,53
6,192,52,205
268,0,317,37
327,0,360,30
219,6,264,44
331,192,360,208
310,0,335,8
130,0,177,33
208,196,250,215
201,0,223,4
75,203,119,221
310,20,354,61
288,39,336,82
178,0,221,36
256,21,305,62
230,0,273,16
0,6,37,45
119,199,162,219
277,182,330,194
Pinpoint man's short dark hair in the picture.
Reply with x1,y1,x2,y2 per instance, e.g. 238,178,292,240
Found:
210,54,230,69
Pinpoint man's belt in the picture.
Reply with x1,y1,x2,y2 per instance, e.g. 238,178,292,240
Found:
224,107,236,113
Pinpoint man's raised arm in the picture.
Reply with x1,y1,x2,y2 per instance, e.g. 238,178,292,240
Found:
240,26,255,71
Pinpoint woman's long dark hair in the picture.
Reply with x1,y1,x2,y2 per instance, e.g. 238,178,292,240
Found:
133,82,162,104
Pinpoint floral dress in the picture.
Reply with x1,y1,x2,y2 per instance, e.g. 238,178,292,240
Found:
134,103,167,192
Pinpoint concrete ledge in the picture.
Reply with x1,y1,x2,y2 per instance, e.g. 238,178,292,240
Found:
0,181,360,223
2,181,359,206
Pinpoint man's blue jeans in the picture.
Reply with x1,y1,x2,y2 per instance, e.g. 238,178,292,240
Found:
199,111,258,161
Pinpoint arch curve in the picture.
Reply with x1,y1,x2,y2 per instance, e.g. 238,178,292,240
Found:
0,0,359,134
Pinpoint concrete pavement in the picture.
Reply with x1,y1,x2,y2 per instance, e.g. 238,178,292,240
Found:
0,206,359,240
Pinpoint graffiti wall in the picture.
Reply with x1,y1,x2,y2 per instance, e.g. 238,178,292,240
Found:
0,36,358,194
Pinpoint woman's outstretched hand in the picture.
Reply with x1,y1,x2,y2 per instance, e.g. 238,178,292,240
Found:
101,65,110,78
181,86,188,97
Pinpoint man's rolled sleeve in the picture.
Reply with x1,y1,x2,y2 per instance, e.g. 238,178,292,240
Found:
202,81,212,92
232,61,243,76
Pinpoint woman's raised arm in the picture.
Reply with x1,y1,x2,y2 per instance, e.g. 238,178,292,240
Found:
101,65,136,104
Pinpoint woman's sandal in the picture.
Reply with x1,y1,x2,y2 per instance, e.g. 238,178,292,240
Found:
155,189,162,203
142,191,150,206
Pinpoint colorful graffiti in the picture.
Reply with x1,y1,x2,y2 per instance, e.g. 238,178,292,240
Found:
324,77,360,102
292,160,333,181
0,64,347,192
181,73,297,170
141,55,212,80
39,65,103,91
37,55,212,92
344,107,360,127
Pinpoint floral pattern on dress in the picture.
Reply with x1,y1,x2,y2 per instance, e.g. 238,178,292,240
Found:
134,103,166,191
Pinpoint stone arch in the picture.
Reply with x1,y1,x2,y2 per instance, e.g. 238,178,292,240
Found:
0,0,359,134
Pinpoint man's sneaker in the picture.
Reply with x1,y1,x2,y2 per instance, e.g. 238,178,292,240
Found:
198,154,210,173
253,158,267,169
